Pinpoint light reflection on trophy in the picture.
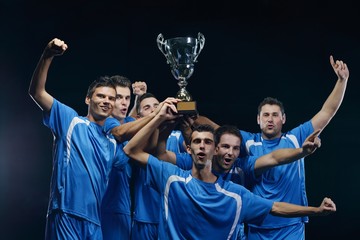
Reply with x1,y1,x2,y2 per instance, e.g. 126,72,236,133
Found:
157,32,205,115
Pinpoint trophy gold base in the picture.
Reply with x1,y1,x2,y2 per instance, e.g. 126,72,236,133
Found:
177,101,197,115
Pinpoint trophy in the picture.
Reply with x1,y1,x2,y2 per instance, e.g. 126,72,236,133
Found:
157,32,205,115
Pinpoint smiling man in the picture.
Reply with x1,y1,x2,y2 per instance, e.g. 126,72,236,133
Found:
29,38,127,239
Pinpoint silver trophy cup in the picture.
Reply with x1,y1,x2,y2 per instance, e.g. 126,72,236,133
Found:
157,32,205,114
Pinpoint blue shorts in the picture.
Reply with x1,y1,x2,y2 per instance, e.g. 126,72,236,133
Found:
131,220,158,240
247,222,305,240
101,212,131,240
45,211,102,240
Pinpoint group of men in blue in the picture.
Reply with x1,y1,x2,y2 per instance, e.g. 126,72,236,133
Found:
29,38,348,239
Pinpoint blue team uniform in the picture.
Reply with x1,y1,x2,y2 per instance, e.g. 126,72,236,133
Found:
146,155,274,239
240,121,314,240
43,99,126,240
131,130,186,240
177,153,248,240
166,130,186,153
101,116,135,240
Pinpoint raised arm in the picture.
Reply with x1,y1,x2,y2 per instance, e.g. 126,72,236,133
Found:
311,55,349,131
107,112,158,143
28,38,68,112
128,81,147,118
271,197,336,217
156,119,178,164
254,130,321,177
123,98,180,166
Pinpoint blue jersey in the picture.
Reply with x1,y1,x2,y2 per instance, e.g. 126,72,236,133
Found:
101,116,135,215
240,121,314,230
132,130,187,223
178,153,247,240
166,130,186,153
175,152,193,170
101,116,135,240
43,99,126,226
146,155,273,239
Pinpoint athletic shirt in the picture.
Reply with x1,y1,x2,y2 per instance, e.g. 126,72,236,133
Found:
240,121,314,229
43,99,126,226
146,155,273,239
132,130,186,223
101,116,135,216
177,153,247,240
166,130,186,153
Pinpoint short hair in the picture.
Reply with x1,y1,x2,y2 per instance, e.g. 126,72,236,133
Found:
86,76,115,98
214,125,242,146
136,92,158,114
189,124,215,143
110,75,131,89
257,97,285,115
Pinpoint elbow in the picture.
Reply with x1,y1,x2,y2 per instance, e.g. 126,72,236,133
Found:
123,145,131,157
28,85,36,99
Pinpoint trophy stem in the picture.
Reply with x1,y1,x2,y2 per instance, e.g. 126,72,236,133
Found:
176,78,192,101
178,78,188,89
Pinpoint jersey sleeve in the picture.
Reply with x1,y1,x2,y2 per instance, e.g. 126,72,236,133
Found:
43,99,78,136
240,187,273,225
175,152,192,170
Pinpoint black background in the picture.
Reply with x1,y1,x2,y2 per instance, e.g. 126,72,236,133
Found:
1,0,359,239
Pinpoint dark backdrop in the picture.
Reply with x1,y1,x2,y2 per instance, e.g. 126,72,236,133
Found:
1,0,359,239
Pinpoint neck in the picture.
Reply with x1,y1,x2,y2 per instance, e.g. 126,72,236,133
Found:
192,159,217,183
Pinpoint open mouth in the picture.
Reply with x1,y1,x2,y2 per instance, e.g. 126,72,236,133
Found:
223,158,232,165
197,152,206,160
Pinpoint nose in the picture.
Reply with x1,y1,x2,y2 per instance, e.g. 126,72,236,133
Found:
150,106,156,113
119,98,127,106
104,96,115,104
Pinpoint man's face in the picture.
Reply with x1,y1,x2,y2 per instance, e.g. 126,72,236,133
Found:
257,104,285,139
86,86,116,122
139,97,160,117
187,131,215,169
112,86,131,121
213,133,241,172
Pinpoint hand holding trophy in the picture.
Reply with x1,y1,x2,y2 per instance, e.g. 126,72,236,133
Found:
157,33,205,115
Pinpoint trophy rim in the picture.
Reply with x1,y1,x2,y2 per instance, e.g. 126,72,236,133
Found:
167,36,197,43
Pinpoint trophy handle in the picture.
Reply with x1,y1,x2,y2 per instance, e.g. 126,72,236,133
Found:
157,33,170,64
193,32,205,62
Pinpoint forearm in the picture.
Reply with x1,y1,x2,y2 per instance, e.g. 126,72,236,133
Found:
28,54,54,111
271,148,306,165
156,128,177,164
194,115,220,129
145,129,159,154
312,79,348,130
128,95,140,118
123,115,163,163
321,79,347,115
271,202,320,217
255,148,306,176
111,112,155,142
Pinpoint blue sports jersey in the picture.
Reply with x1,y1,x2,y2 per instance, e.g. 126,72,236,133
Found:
146,155,273,239
240,121,314,230
43,99,126,226
166,130,186,153
131,130,187,239
175,152,193,170
132,130,187,224
178,153,247,240
100,116,135,240
101,116,135,215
